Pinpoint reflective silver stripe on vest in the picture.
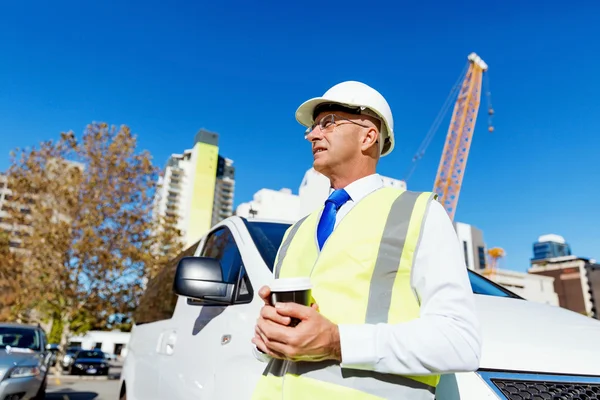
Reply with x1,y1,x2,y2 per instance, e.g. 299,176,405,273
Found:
262,357,287,377
366,191,421,324
274,215,309,278
289,361,435,399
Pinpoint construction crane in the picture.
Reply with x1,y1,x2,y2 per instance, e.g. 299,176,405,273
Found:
433,53,490,220
405,52,493,221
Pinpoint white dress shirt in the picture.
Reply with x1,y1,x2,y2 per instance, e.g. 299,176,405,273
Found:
255,173,482,376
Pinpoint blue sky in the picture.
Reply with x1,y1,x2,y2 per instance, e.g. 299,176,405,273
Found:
1,0,598,271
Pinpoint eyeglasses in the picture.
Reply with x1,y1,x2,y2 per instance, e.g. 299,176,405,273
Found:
305,114,371,134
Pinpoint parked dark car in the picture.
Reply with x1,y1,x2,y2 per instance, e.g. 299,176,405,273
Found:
69,350,109,375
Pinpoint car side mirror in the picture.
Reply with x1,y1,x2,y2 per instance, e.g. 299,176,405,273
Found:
173,257,235,305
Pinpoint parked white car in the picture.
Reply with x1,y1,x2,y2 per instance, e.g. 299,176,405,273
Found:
120,216,600,400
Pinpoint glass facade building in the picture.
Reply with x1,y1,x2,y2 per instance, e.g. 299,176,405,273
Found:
532,239,572,261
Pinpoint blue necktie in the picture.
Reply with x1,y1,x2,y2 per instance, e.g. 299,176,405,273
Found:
317,189,351,250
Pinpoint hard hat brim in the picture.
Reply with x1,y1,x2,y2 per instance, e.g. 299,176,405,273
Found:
295,97,338,128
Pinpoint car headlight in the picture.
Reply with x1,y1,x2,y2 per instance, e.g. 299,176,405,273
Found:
9,366,40,378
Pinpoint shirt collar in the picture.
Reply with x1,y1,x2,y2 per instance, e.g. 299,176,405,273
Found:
329,174,384,203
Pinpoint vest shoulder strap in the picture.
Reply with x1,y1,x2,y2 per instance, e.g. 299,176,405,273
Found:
273,213,310,278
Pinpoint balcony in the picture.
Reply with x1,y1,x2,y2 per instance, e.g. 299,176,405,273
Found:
165,210,179,219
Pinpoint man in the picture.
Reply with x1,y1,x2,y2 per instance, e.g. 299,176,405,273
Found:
251,81,482,399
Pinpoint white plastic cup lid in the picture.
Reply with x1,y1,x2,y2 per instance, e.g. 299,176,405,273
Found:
270,277,312,292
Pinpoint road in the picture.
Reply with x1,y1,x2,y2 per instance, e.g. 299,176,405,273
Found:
46,377,119,400
45,361,122,400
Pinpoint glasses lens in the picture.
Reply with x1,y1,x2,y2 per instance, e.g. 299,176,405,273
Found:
319,115,335,131
306,114,336,135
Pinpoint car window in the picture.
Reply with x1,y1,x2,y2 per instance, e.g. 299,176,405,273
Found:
0,326,41,351
39,330,47,350
468,270,522,299
201,227,242,284
77,350,104,359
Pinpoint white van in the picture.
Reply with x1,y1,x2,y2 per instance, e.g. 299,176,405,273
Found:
119,216,600,400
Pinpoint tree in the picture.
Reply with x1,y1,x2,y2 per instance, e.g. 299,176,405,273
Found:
0,232,30,321
3,122,183,348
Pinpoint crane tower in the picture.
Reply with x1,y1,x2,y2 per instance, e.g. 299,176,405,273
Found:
433,53,489,221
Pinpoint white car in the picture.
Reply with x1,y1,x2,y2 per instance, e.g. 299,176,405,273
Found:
120,216,600,400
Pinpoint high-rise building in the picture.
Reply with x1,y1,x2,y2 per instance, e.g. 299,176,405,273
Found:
0,173,33,252
0,173,18,248
0,160,85,252
212,155,235,227
532,234,572,261
154,129,235,247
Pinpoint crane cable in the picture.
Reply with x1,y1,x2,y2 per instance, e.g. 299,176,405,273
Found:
484,70,494,132
404,62,469,183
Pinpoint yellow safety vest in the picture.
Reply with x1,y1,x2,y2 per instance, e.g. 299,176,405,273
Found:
251,188,441,400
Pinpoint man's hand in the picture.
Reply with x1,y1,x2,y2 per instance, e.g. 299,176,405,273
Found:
252,285,290,358
251,285,341,362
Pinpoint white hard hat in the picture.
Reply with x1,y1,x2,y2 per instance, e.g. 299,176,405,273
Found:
295,81,395,156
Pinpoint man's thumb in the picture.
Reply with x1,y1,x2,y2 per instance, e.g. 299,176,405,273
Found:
258,286,271,302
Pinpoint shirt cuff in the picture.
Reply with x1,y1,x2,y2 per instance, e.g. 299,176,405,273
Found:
338,324,378,370
253,346,272,363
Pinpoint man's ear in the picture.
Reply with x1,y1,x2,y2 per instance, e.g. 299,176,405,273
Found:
360,127,380,153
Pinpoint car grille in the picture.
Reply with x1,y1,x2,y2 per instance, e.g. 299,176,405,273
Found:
492,378,600,399
477,371,600,400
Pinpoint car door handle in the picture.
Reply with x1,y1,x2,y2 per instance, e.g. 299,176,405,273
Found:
165,331,177,355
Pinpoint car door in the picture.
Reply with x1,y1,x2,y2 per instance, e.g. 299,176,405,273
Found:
126,240,202,400
212,262,269,399
159,224,248,400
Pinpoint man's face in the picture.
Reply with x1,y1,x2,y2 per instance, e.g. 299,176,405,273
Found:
305,111,367,176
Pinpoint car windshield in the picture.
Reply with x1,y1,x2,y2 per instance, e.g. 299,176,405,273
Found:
245,220,521,299
0,327,41,351
76,350,104,359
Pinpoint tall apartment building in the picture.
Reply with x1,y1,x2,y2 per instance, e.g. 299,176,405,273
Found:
0,173,15,246
212,155,235,227
154,129,235,247
0,173,33,251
